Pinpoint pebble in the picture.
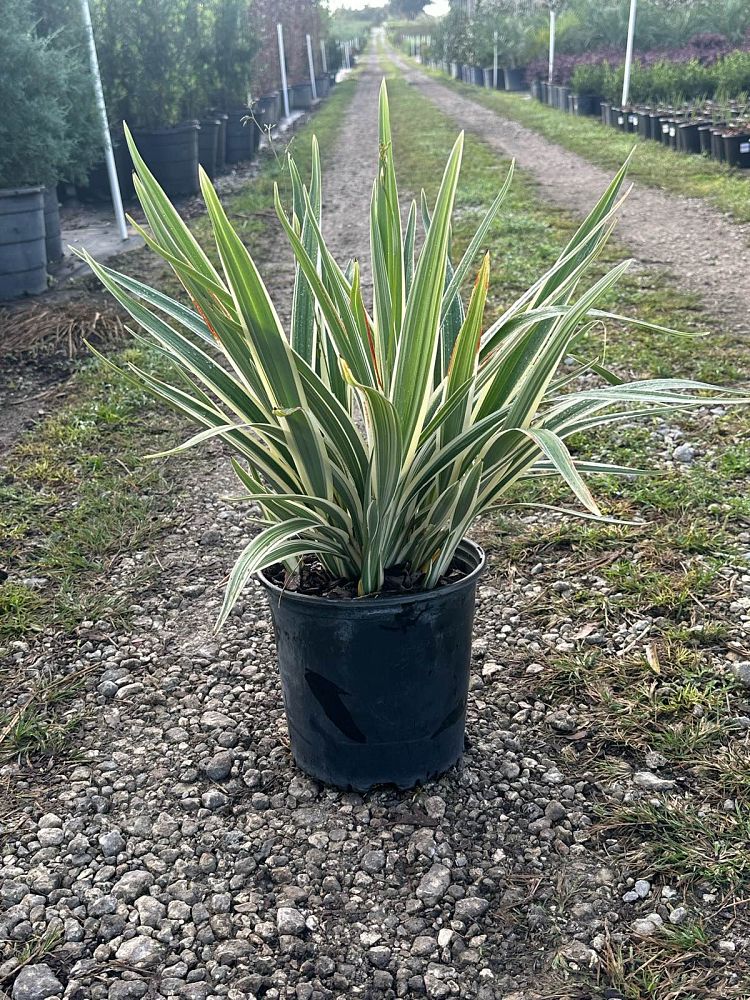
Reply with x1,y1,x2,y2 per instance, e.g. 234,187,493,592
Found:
115,935,165,969
632,913,664,937
633,771,676,792
669,906,688,925
672,443,695,463
11,964,63,1000
416,864,451,905
276,906,306,936
112,870,153,902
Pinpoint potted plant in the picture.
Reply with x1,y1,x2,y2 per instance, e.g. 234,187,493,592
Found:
208,0,258,164
570,62,608,116
80,84,749,791
0,1,72,298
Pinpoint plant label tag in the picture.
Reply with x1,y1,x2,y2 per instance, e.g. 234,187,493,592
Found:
618,115,624,125
630,115,637,125
669,127,676,137
741,142,750,153
662,124,669,133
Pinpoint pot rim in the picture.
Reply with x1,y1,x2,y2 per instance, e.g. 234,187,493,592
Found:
256,537,486,610
131,121,200,135
0,185,45,197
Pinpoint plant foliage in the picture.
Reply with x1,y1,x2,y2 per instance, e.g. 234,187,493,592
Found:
81,82,748,626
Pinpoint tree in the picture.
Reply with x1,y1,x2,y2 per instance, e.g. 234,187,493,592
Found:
390,0,429,19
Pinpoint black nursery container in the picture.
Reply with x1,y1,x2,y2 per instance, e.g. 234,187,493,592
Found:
677,121,703,155
0,186,47,300
258,539,486,791
132,122,200,197
198,118,221,179
503,66,526,91
77,141,134,203
43,187,63,264
290,82,314,110
724,133,750,168
226,108,258,164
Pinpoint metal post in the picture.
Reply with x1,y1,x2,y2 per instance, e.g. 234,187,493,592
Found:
621,0,638,107
320,38,328,74
277,23,290,119
79,0,127,241
493,30,498,90
306,34,318,100
548,8,556,84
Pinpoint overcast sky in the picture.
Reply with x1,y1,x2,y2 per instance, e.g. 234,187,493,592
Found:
328,0,451,15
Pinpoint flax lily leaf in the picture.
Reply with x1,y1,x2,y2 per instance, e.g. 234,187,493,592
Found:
82,84,749,624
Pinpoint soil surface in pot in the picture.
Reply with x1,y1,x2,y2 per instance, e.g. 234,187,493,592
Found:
266,555,465,599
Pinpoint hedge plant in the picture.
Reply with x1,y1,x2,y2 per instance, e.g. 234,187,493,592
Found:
0,0,74,188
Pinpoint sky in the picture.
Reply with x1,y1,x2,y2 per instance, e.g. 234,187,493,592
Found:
327,0,451,15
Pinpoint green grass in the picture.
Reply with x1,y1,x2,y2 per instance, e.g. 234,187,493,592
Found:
411,56,750,225
1,76,359,651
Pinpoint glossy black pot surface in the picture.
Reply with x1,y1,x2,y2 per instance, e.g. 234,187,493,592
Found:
258,539,486,791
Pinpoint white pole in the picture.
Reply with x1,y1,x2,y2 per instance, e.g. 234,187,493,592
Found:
320,38,328,74
493,30,498,89
306,34,318,100
79,0,127,241
277,23,290,119
621,0,638,107
548,8,556,85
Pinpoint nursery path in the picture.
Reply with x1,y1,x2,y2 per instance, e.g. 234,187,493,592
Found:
4,52,748,1000
391,51,750,339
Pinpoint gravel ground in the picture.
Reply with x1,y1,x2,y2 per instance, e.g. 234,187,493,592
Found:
2,53,750,1000
392,53,750,340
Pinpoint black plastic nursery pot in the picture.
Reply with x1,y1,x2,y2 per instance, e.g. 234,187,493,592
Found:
198,118,221,179
0,186,47,300
226,107,258,164
258,539,486,791
647,112,662,140
77,141,134,203
573,93,598,116
541,81,549,103
711,128,726,162
600,101,610,125
471,66,484,86
698,124,712,155
214,113,229,173
132,122,200,197
43,187,63,264
723,133,750,168
316,75,330,99
482,68,493,89
290,82,314,111
503,66,526,91
530,79,541,101
677,121,703,155
253,93,281,132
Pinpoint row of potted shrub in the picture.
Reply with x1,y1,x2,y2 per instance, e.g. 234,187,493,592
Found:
425,58,526,93
1,76,338,303
530,79,750,170
81,74,336,205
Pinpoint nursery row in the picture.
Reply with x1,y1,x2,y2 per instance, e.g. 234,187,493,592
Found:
531,81,750,170
423,58,526,93
0,76,339,303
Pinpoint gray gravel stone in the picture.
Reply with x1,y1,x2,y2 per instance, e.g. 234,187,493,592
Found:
276,906,306,936
112,870,153,902
11,964,63,1000
416,864,451,905
115,935,165,969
